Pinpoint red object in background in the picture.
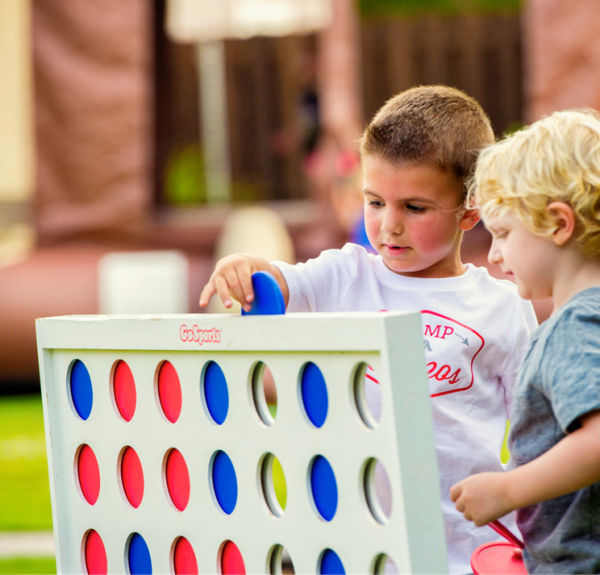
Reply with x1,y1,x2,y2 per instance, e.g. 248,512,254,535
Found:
121,446,144,508
174,537,198,575
84,530,107,575
113,360,136,421
158,361,182,423
221,541,246,575
78,444,100,505
165,448,190,511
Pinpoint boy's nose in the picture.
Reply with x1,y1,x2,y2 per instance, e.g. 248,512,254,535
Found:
487,242,502,265
381,213,403,234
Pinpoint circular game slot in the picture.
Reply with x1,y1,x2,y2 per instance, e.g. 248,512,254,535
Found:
173,536,198,575
250,362,277,425
69,359,93,420
371,554,398,574
77,444,100,505
267,545,295,575
202,361,229,425
156,361,182,423
219,540,246,575
127,533,152,575
164,448,190,511
112,360,136,422
362,458,392,524
210,450,238,515
319,549,345,575
353,363,381,428
299,362,328,428
120,446,144,508
83,530,107,575
309,455,338,521
258,453,287,517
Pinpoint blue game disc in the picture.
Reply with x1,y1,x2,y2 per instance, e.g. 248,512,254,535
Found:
310,455,338,521
241,271,286,316
301,362,328,428
128,533,152,575
70,360,93,420
203,361,229,425
320,549,345,574
212,450,238,515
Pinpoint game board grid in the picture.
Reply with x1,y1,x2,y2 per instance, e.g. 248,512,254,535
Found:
45,349,418,574
36,313,447,574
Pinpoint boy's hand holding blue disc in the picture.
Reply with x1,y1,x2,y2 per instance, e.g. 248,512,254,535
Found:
241,271,286,316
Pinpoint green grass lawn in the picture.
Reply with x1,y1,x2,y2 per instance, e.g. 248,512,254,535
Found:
0,395,53,531
0,557,56,575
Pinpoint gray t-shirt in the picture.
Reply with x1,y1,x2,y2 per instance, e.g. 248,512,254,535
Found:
510,288,600,574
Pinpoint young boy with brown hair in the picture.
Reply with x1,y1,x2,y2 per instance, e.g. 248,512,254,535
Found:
451,109,600,574
201,85,537,573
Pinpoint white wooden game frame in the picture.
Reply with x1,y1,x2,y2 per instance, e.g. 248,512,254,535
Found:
36,311,448,574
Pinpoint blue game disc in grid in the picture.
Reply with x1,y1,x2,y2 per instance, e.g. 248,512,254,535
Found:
70,360,93,420
203,361,229,425
310,455,338,521
301,362,328,428
241,271,286,315
320,549,345,574
128,533,152,575
212,451,238,515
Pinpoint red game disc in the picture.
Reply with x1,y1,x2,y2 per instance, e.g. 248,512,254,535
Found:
158,361,182,423
471,541,527,574
113,360,136,422
174,537,198,575
84,530,107,575
78,444,100,505
121,446,144,508
165,448,190,511
221,540,246,575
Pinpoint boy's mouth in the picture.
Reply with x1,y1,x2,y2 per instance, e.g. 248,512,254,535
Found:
383,244,409,255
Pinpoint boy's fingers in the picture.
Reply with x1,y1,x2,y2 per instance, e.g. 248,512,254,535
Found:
213,275,234,308
238,269,255,303
449,483,461,502
199,282,216,307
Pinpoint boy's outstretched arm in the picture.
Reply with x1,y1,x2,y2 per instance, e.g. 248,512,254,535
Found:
199,254,289,312
450,410,600,526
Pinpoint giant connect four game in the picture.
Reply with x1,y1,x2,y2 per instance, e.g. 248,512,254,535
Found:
36,301,447,573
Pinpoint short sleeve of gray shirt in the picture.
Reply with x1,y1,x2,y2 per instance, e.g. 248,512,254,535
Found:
509,287,600,574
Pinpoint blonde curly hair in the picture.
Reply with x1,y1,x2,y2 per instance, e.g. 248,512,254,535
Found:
470,109,600,260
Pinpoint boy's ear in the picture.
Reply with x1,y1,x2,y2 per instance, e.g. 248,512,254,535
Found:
547,202,576,246
458,207,481,232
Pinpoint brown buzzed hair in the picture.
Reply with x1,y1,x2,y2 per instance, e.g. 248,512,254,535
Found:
360,85,494,199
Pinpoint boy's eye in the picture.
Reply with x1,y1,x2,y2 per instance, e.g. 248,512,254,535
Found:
406,204,426,213
368,200,384,208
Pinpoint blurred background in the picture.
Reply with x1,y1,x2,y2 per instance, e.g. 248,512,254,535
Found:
1,0,599,571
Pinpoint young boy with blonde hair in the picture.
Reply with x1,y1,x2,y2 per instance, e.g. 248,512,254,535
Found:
451,109,600,573
201,85,538,573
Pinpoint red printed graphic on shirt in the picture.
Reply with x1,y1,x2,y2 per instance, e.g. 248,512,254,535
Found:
422,310,485,397
373,309,485,398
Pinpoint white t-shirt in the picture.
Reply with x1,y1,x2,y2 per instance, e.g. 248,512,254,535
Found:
274,243,538,574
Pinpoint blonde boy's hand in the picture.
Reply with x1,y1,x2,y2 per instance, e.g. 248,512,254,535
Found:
450,472,515,526
199,254,289,312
